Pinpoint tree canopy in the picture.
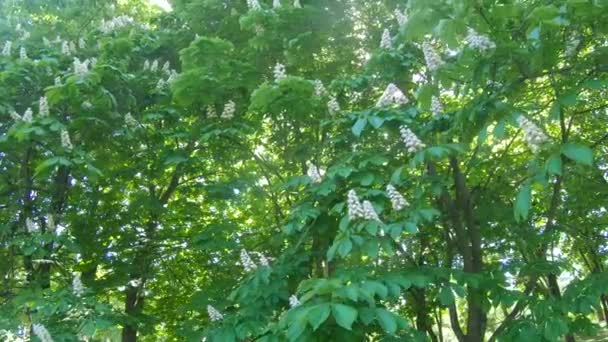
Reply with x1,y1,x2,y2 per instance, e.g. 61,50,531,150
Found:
1,0,607,341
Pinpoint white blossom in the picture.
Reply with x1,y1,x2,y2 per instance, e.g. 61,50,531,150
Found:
47,215,55,232
78,37,86,49
167,70,179,83
313,79,326,97
347,189,365,220
386,184,409,210
43,37,51,46
376,83,408,107
162,61,171,74
150,59,158,72
156,78,167,90
221,100,236,119
259,254,270,267
431,96,443,117
394,9,408,27
327,97,340,115
362,200,382,222
399,125,426,153
39,96,49,117
143,59,150,70
293,0,301,8
61,41,70,55
207,305,223,322
19,46,27,60
247,0,262,11
100,15,135,33
516,115,549,153
380,29,392,49
21,31,31,40
273,0,281,8
9,111,21,121
32,324,54,342
565,35,580,57
69,41,76,53
207,105,217,118
240,249,257,272
465,28,496,51
273,63,286,82
61,129,73,150
82,101,93,109
72,273,85,296
422,41,443,72
22,108,33,123
73,58,89,77
90,57,97,68
125,112,138,127
289,295,300,308
2,41,12,56
26,218,37,233
306,162,323,183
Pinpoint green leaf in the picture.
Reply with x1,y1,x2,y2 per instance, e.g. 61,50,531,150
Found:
368,116,385,129
561,143,593,166
331,304,358,330
545,154,562,176
164,153,189,165
376,309,397,335
307,304,331,331
352,118,367,137
338,239,353,258
514,182,532,222
439,286,455,306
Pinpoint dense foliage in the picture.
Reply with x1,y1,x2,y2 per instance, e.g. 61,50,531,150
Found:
1,0,607,341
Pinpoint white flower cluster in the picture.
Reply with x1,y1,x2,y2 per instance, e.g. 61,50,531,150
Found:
125,112,138,127
327,97,340,115
207,305,223,322
380,29,392,49
47,215,55,232
61,41,71,55
22,108,33,122
9,110,22,122
207,105,217,118
399,125,426,153
39,96,49,117
273,63,286,82
73,58,90,77
565,35,580,57
259,253,270,267
78,37,86,49
100,15,135,34
376,83,408,107
313,79,326,97
294,0,302,8
73,273,84,296
386,184,409,210
32,324,54,342
143,59,150,70
431,96,443,117
273,0,281,8
306,162,323,183
55,76,61,86
422,41,442,72
26,218,38,233
221,100,236,119
347,189,364,220
19,46,28,60
151,59,159,72
362,200,381,222
394,9,408,27
162,61,171,74
289,294,300,308
516,115,549,153
2,41,12,56
240,249,257,272
465,28,496,51
61,129,73,150
247,0,262,11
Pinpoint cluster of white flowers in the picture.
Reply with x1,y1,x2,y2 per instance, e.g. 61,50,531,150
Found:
431,96,443,117
376,83,408,107
273,0,281,8
399,125,426,153
73,58,89,77
125,112,138,127
39,96,49,117
273,63,286,82
327,97,340,115
100,16,135,34
306,162,323,183
313,79,326,97
43,37,51,46
150,59,159,72
61,41,71,55
2,41,12,56
422,41,443,72
78,37,86,49
19,46,28,60
565,35,580,57
380,29,392,49
465,28,496,51
259,253,270,267
386,184,409,210
73,273,85,296
9,110,22,122
166,70,179,83
22,108,33,123
207,105,217,118
240,249,257,272
162,61,171,74
221,100,236,119
32,324,54,342
47,214,56,232
362,200,381,222
247,0,262,11
26,218,38,233
394,9,408,27
207,305,223,322
156,79,167,90
143,59,150,70
55,76,61,86
82,101,93,110
289,294,300,308
293,0,302,8
516,115,549,153
347,189,365,220
61,129,73,150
